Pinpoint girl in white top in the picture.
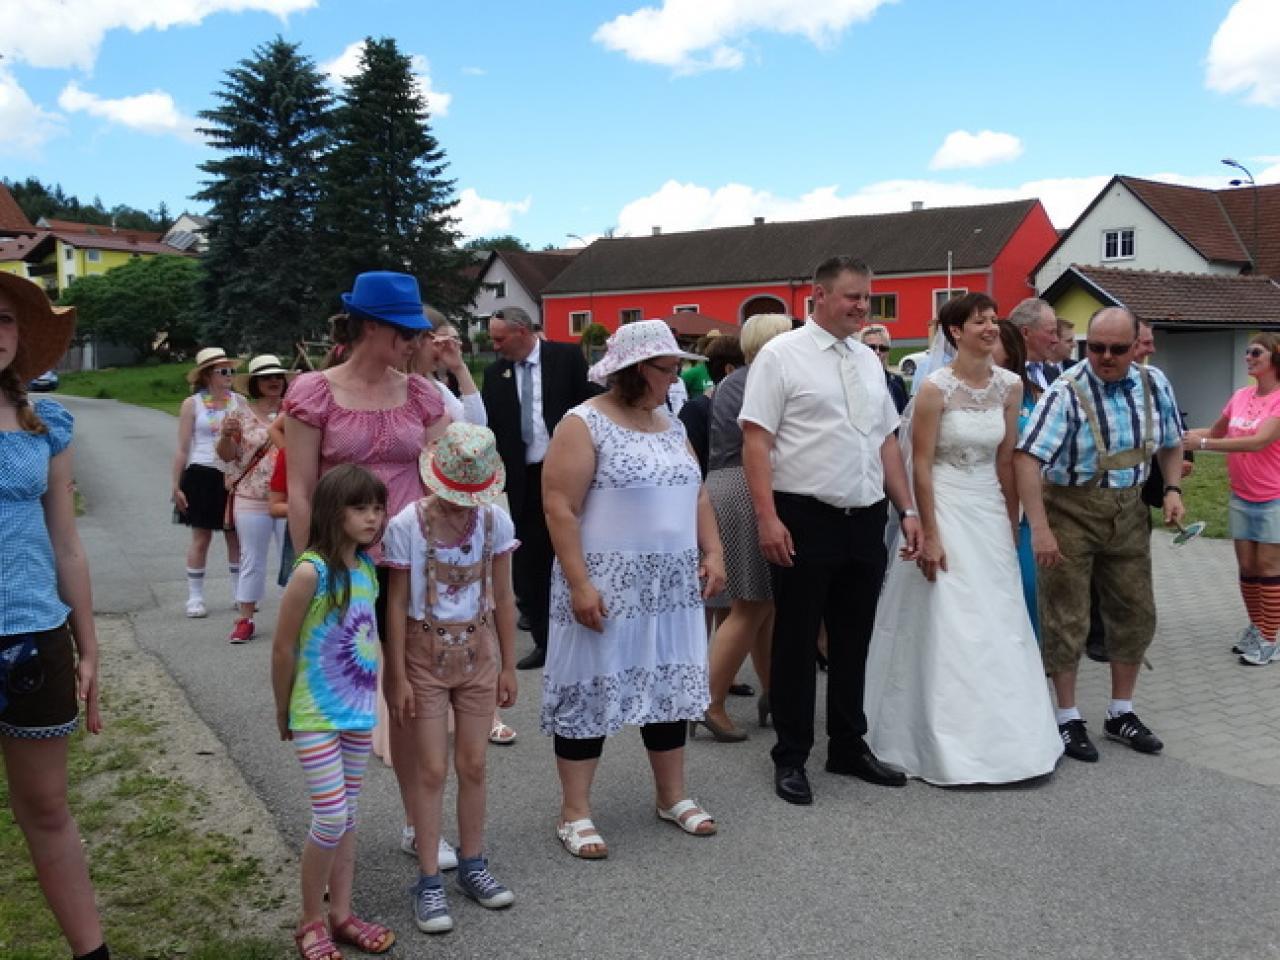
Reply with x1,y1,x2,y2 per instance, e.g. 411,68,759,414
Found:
409,314,486,427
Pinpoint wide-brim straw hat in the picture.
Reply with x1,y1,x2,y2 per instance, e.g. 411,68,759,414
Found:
420,422,506,507
186,347,240,384
587,318,704,387
0,273,76,382
233,354,296,393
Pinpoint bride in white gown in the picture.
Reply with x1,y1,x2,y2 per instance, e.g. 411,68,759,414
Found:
865,295,1062,785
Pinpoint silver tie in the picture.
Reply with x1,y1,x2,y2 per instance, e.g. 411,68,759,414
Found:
519,360,534,446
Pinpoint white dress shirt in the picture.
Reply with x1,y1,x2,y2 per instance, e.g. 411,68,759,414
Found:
738,320,900,508
516,339,551,464
430,378,487,426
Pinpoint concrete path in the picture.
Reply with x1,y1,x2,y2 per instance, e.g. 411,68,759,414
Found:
64,394,1280,960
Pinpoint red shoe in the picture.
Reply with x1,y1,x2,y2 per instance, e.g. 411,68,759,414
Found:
228,618,255,644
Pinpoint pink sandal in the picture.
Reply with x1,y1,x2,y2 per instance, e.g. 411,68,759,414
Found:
331,915,395,954
294,920,342,960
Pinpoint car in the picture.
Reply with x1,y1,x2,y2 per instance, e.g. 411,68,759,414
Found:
897,351,929,378
28,369,60,392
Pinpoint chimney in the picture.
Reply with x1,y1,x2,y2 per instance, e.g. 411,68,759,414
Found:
651,226,661,236
910,201,924,212
753,216,765,225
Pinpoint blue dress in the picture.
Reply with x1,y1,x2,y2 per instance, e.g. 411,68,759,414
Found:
1015,392,1040,642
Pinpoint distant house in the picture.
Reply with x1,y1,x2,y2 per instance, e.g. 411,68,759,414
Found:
541,200,1060,343
162,213,210,253
469,248,578,331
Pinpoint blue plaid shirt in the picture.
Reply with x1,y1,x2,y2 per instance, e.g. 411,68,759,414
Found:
1017,362,1183,488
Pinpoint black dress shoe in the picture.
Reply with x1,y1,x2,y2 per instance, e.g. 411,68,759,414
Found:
728,682,755,697
825,748,907,787
517,612,532,632
516,646,546,670
774,766,813,805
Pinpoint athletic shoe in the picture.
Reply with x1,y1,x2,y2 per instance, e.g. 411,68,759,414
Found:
227,618,254,644
185,598,207,618
455,855,514,909
1058,719,1099,762
1240,640,1280,667
411,873,453,933
1103,711,1164,754
399,827,457,870
1233,624,1263,657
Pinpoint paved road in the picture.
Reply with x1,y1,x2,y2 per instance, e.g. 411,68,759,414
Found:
65,393,1280,960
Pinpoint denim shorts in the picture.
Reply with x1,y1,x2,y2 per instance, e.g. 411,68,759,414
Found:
1229,494,1280,544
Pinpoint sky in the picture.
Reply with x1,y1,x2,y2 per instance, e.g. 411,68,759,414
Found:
1,0,1278,249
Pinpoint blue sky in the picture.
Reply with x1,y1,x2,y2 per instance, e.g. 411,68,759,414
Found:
1,0,1277,248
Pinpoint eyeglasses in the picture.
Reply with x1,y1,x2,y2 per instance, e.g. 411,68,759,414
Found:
1245,347,1269,359
867,344,892,354
212,367,235,376
644,360,681,377
1085,341,1133,358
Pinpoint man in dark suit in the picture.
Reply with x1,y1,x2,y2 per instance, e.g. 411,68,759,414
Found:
482,306,594,669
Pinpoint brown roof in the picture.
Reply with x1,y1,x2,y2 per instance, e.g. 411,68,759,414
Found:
494,249,578,299
0,231,54,262
39,218,165,243
52,229,196,257
544,200,1041,295
1216,182,1280,280
0,184,37,236
1045,264,1280,327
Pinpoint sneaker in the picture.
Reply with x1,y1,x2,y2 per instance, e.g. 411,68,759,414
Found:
1233,624,1263,657
1058,719,1099,762
399,827,458,870
412,874,453,933
227,618,254,644
1103,711,1163,754
185,598,207,618
455,855,514,909
1240,640,1280,666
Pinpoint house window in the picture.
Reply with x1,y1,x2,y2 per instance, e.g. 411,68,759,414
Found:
490,280,506,298
804,296,814,317
673,304,699,314
86,249,101,262
870,294,897,323
569,311,592,335
1103,228,1135,261
933,288,967,316
64,247,74,261
619,308,643,325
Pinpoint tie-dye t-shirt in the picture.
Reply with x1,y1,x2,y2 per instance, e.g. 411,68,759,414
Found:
288,550,379,732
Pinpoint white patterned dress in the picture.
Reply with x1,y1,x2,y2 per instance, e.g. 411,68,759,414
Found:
540,404,711,739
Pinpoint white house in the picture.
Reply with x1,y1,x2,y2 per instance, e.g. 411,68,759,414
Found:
469,248,577,331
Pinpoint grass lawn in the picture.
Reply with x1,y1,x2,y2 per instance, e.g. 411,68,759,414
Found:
1157,452,1231,540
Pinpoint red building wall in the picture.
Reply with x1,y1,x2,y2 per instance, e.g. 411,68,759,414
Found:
989,202,1060,315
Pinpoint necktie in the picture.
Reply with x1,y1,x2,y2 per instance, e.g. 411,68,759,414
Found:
1042,362,1061,382
837,342,875,435
518,360,534,446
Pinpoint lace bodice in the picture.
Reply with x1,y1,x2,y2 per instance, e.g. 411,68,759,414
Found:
928,366,1016,471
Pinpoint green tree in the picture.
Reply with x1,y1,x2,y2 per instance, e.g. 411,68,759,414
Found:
462,234,528,252
195,36,332,352
316,37,467,316
60,256,202,359
3,176,168,231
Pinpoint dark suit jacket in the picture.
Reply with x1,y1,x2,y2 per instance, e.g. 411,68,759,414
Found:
481,340,594,517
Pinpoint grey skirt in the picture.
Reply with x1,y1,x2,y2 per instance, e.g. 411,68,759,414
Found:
706,466,772,602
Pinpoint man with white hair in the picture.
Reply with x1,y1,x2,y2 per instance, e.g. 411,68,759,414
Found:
1009,297,1062,390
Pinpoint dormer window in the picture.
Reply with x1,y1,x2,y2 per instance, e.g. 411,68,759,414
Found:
1103,228,1135,260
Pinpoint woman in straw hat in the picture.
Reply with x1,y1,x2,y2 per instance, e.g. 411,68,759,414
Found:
171,346,246,618
541,319,726,859
214,354,293,644
0,274,111,960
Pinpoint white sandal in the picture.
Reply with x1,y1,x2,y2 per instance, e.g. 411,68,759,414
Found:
656,798,717,836
556,818,608,859
489,719,518,745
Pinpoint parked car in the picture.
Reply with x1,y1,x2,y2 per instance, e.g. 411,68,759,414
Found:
897,351,929,378
28,369,60,392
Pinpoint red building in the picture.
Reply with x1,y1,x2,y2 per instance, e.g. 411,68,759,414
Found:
542,200,1059,344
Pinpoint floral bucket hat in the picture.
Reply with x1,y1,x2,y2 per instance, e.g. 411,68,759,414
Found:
420,422,506,507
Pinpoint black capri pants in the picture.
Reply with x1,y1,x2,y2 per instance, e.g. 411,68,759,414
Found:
554,720,688,760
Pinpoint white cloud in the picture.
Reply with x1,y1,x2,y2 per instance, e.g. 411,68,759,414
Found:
0,0,315,72
461,66,487,76
594,0,894,74
0,66,64,154
1206,0,1280,106
57,81,200,142
929,130,1024,170
322,41,452,117
453,189,532,238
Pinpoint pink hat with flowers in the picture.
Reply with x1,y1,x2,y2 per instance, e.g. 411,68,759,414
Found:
587,319,705,387
420,422,506,507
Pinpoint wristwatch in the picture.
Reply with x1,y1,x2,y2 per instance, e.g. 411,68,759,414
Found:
1164,485,1182,495
900,507,920,521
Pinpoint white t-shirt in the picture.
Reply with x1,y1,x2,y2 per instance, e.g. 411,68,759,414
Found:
382,501,518,621
430,377,487,427
738,321,899,509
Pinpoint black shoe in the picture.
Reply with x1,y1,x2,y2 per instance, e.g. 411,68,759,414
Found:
516,646,546,670
816,652,828,672
1084,643,1110,663
774,766,812,805
825,747,907,787
1103,711,1163,754
728,682,755,697
1058,718,1100,762
517,613,532,632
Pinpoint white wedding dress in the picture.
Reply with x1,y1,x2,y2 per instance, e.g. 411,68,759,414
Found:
865,365,1062,785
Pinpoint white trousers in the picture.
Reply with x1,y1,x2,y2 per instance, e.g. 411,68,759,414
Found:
234,500,285,606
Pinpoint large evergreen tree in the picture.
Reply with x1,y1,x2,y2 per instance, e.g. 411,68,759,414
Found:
195,37,332,352
316,37,468,317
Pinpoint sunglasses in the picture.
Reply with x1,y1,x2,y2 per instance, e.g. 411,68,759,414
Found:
390,326,424,342
212,366,235,376
1245,347,1269,359
1085,341,1133,358
257,373,287,381
867,344,892,354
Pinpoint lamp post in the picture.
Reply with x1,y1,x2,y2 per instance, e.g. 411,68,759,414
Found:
1222,157,1260,273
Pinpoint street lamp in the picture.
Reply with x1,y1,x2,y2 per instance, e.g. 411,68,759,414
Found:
1222,157,1260,273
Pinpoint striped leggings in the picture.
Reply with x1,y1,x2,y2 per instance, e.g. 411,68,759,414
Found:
294,730,373,849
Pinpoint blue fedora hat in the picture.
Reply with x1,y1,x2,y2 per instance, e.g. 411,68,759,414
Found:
341,271,431,331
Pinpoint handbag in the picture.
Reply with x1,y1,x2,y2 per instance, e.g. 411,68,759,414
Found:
223,441,273,530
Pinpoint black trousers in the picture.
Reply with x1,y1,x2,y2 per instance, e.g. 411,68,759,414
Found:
512,462,552,651
769,493,888,771
553,721,688,760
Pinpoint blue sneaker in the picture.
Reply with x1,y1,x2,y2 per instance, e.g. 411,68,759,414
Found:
412,873,453,933
456,855,515,909
1233,624,1263,657
1240,639,1280,666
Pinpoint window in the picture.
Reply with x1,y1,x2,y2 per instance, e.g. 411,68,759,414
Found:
804,296,814,316
1103,228,1135,260
870,294,897,323
64,247,74,261
619,308,643,324
569,311,592,335
490,280,506,298
673,304,699,314
933,288,967,316
86,249,101,263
